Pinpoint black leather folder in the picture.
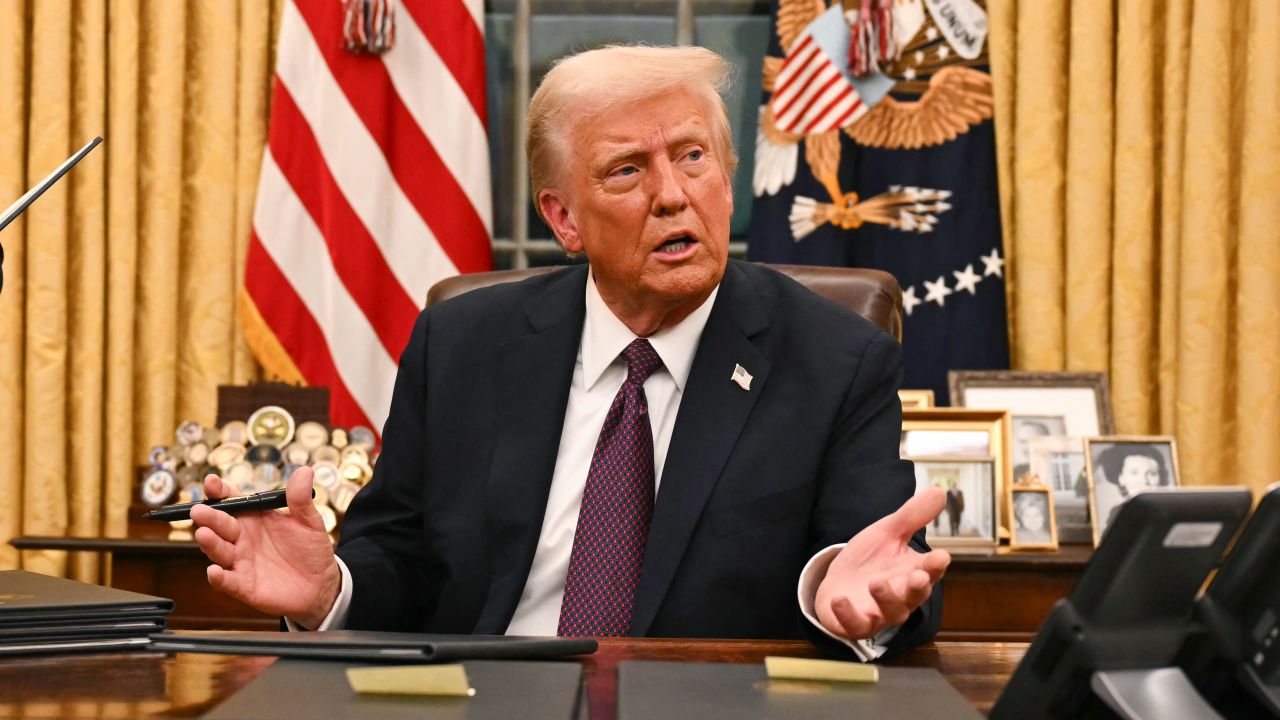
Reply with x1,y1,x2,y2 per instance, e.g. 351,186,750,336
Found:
616,660,983,720
149,630,597,662
202,659,583,720
0,569,173,655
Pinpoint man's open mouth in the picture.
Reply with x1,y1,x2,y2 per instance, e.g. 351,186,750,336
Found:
656,235,695,254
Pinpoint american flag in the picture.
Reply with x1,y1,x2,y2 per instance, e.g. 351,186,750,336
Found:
770,19,867,135
241,0,491,432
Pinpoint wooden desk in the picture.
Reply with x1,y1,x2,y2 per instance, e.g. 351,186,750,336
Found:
0,638,1026,718
13,532,1090,639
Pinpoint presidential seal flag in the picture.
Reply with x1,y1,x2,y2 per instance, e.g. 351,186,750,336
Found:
241,0,492,431
748,0,1008,403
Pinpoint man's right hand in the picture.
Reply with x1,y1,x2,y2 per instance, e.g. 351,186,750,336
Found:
191,466,342,630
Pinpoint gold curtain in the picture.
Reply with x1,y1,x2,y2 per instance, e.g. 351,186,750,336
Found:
0,0,281,578
990,0,1280,494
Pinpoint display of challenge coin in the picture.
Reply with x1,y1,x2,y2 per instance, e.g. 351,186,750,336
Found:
224,462,256,495
252,463,282,492
295,421,329,451
348,426,376,451
148,446,171,467
246,444,283,467
282,442,311,467
141,468,178,507
202,426,221,448
329,428,349,450
247,406,296,448
175,420,204,446
339,446,369,466
311,462,342,493
208,443,247,471
220,420,249,446
331,480,362,514
185,441,210,466
310,445,341,466
176,465,203,488
341,460,373,486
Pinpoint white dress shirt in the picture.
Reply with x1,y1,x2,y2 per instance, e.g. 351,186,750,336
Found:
294,273,889,659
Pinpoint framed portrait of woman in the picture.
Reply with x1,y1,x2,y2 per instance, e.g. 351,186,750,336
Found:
1009,485,1059,551
1084,436,1181,547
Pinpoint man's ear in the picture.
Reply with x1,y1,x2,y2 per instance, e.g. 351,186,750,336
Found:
537,189,582,254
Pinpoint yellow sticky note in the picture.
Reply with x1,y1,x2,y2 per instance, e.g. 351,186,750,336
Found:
346,664,475,697
764,656,879,684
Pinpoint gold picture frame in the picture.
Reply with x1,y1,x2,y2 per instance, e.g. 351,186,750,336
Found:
898,389,936,409
1084,435,1181,547
901,407,1012,504
1009,484,1059,551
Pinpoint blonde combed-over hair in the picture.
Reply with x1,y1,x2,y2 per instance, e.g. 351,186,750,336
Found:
526,45,738,207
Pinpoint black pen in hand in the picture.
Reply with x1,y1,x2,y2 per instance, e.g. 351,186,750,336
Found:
143,488,313,522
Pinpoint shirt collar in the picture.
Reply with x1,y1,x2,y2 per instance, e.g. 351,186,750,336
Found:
581,271,719,392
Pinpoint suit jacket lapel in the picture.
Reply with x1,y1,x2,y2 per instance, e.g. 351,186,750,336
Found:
473,266,587,634
630,262,772,635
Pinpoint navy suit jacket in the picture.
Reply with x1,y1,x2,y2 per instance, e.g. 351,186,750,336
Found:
335,260,941,658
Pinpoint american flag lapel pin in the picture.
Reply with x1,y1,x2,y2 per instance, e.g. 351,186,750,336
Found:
731,364,752,391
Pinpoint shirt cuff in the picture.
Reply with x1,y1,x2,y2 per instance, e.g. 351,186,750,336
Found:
283,557,353,632
797,543,899,661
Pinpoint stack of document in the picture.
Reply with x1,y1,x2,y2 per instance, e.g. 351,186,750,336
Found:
0,569,173,655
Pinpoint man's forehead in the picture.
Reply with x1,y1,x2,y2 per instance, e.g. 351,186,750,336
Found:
590,116,712,148
572,89,714,147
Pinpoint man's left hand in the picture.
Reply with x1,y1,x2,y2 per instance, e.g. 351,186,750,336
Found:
815,487,950,640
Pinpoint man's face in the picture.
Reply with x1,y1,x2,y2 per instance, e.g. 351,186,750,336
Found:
1116,455,1161,495
539,87,733,329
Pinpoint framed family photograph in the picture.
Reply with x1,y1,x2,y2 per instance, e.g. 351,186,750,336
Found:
1009,485,1058,551
901,407,1012,507
949,371,1114,487
913,458,999,551
1027,435,1091,544
1085,436,1181,547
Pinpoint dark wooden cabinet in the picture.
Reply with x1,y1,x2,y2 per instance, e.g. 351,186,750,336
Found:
11,533,1090,639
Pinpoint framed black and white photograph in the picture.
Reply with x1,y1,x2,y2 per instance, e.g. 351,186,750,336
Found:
1028,435,1091,544
912,458,999,551
1010,414,1068,481
1085,436,1180,547
948,371,1115,439
1009,485,1058,551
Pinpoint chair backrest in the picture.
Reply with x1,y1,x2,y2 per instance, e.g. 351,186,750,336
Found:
426,263,903,340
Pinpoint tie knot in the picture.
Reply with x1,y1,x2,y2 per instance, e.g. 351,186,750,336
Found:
622,339,662,385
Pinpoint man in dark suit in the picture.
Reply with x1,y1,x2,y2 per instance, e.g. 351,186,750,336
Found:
192,45,949,660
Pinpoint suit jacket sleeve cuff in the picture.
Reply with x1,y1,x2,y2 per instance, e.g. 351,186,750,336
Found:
284,557,353,632
797,543,900,661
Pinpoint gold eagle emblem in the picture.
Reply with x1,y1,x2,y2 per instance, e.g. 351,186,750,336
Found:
756,0,994,240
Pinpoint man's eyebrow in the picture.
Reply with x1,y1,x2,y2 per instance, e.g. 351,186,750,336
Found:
593,125,712,170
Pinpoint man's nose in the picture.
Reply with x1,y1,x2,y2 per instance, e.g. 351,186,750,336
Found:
648,157,689,215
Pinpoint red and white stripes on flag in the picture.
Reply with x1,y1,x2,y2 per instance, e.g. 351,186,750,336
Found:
770,34,866,135
241,0,491,432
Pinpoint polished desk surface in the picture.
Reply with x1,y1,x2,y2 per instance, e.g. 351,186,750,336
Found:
0,637,1026,719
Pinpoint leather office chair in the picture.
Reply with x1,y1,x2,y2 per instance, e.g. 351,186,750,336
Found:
427,263,903,340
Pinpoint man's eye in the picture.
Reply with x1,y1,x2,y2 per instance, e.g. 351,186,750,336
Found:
687,149,704,161
612,166,638,177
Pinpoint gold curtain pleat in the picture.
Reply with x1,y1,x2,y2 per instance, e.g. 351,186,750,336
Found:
992,0,1280,494
0,0,274,577
0,1,30,572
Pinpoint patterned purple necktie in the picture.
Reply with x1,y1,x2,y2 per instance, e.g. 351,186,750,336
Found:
557,338,664,637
